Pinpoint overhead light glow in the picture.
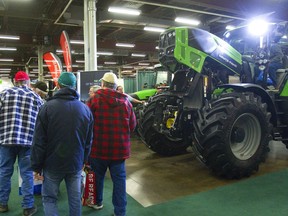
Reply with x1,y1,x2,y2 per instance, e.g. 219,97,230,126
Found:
175,17,200,26
248,19,269,36
0,68,11,71
75,60,85,63
108,7,141,16
0,35,20,40
144,26,166,33
131,53,146,57
116,43,135,48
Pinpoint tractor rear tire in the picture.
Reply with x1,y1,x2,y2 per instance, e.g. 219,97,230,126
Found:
193,92,272,179
138,98,188,156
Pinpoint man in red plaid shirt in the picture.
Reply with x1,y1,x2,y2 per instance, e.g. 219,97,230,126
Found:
86,72,136,216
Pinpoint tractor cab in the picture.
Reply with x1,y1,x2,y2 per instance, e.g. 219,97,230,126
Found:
223,22,288,89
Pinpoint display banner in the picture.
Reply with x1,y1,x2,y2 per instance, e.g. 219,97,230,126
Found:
43,52,62,84
60,30,72,72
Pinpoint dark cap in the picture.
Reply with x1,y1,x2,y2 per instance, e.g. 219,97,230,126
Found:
34,81,48,92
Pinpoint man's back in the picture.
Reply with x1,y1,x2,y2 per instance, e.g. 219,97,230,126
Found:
87,88,136,160
0,86,43,146
31,87,94,173
270,42,283,64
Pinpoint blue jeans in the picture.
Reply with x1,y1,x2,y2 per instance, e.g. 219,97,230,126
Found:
42,170,82,216
89,158,127,216
0,145,34,209
268,62,282,87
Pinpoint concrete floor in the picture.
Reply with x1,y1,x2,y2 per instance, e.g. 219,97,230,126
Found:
125,136,288,207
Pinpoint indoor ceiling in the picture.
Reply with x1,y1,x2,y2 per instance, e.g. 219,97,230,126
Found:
0,0,288,79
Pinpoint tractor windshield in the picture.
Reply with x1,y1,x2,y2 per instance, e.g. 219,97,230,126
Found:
223,27,261,57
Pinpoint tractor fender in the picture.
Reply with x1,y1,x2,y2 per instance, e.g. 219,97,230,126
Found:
217,83,277,126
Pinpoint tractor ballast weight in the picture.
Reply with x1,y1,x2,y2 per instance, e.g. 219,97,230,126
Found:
138,25,288,179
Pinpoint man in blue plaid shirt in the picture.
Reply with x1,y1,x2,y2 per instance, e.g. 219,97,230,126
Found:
0,71,43,216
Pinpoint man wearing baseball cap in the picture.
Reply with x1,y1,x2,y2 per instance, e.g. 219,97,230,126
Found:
31,72,94,216
31,81,48,100
86,72,136,216
0,71,43,215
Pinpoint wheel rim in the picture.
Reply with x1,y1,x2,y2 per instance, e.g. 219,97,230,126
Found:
230,113,261,160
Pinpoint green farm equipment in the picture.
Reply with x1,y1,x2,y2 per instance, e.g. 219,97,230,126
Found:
138,23,288,179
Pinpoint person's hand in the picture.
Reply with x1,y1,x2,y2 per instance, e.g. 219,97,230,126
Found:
33,172,44,181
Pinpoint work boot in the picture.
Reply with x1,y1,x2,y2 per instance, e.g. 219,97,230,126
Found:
0,204,8,213
23,205,37,216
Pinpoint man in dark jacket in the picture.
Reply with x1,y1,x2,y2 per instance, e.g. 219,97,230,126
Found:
86,72,136,216
31,72,94,216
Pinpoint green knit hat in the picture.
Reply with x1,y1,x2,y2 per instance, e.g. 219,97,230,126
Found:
58,72,76,88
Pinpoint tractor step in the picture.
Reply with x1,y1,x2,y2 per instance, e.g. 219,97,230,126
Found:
273,132,288,141
274,137,288,141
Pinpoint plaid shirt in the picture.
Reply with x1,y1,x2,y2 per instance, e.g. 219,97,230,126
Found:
0,86,43,146
87,88,136,160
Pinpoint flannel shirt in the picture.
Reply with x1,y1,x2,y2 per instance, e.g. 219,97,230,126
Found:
0,86,43,146
87,88,136,160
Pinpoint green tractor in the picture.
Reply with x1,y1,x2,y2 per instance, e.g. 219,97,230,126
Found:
137,23,288,179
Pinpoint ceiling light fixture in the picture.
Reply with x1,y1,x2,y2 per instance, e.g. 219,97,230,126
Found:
56,49,75,53
70,40,84,45
0,47,17,51
144,26,166,33
0,35,20,40
139,63,150,66
0,68,11,71
122,65,134,69
226,25,236,30
131,53,146,57
75,60,85,63
116,43,135,48
97,51,113,55
175,17,200,26
0,58,14,62
104,61,117,65
108,7,141,16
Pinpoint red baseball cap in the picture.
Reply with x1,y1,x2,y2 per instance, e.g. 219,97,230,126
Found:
14,71,30,81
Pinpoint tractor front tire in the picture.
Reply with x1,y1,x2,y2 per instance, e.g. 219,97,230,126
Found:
193,92,272,179
138,98,188,156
